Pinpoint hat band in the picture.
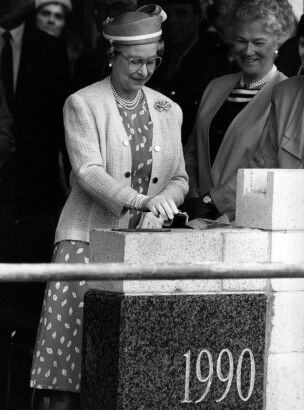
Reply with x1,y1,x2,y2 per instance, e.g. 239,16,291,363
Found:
103,30,162,43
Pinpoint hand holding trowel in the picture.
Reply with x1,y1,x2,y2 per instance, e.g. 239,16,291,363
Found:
124,203,231,229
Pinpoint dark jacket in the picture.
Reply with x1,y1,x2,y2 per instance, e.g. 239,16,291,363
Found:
72,36,110,92
11,26,70,218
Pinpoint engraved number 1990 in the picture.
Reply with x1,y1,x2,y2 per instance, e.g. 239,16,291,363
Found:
181,348,255,404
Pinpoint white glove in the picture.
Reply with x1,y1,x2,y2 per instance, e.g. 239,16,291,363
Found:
141,196,179,220
137,212,164,229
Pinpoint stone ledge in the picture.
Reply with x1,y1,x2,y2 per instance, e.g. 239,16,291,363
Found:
271,279,304,291
269,292,304,353
88,279,222,294
222,279,269,291
266,353,304,410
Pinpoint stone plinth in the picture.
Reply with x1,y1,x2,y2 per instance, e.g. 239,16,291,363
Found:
235,169,304,230
86,227,304,410
81,291,267,410
90,229,224,264
90,228,304,266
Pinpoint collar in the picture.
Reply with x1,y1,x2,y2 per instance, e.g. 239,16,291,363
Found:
0,22,25,45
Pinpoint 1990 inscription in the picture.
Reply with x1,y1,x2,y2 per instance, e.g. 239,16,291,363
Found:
181,348,256,404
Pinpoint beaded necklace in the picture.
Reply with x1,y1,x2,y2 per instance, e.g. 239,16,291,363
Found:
110,79,142,111
240,65,277,89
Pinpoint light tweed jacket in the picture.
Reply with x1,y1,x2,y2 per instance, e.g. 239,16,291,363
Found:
55,77,188,243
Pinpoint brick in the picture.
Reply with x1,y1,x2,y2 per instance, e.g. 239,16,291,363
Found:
236,169,304,230
90,229,224,263
223,229,270,262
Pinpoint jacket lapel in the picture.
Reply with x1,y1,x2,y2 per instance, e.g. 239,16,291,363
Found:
283,89,304,162
211,71,285,184
104,78,130,144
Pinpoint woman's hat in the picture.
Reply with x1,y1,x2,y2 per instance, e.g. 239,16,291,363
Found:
35,0,73,12
103,4,167,45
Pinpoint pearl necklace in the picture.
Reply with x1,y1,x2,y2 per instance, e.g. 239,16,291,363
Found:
110,80,142,111
240,65,277,89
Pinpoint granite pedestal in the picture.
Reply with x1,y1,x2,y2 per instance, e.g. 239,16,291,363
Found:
82,169,304,409
82,292,266,410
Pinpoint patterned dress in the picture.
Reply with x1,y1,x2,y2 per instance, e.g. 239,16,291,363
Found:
30,93,153,392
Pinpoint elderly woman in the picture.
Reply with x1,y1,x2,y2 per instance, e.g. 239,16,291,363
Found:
184,0,294,221
251,14,304,169
30,4,188,409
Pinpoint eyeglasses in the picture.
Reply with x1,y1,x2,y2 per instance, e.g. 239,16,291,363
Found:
115,51,162,72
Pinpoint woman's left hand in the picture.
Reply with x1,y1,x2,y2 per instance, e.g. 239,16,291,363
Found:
137,212,164,229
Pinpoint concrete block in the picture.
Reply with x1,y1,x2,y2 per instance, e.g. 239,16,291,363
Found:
88,279,222,295
266,353,304,410
269,292,304,353
236,169,304,230
271,279,304,292
122,279,222,294
223,229,270,262
270,231,304,263
222,279,268,292
90,229,224,263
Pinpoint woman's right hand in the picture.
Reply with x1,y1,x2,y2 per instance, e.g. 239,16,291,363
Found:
141,196,179,221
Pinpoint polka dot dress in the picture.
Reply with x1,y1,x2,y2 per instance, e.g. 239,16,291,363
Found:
30,241,90,392
116,94,153,228
31,92,154,393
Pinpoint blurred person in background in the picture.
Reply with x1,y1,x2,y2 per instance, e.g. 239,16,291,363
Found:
148,0,240,145
34,0,72,185
184,0,293,221
148,0,202,102
34,0,81,76
0,80,15,258
35,0,72,38
0,0,70,220
72,0,138,91
0,3,69,406
275,11,300,76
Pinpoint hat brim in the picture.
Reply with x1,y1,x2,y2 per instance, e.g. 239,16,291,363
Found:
103,30,162,45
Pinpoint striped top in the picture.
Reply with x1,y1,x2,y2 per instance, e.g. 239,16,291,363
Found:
227,87,259,103
209,84,260,165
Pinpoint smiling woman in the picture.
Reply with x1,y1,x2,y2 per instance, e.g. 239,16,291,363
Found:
30,4,188,410
184,0,294,222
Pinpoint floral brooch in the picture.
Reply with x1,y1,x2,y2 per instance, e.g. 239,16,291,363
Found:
154,100,171,112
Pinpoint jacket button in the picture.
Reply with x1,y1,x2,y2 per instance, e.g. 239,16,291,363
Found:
152,177,158,183
154,145,160,152
124,171,131,178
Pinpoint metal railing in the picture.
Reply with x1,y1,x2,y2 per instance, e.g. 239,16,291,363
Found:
0,262,304,281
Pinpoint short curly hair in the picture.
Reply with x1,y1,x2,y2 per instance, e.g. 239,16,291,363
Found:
229,0,294,46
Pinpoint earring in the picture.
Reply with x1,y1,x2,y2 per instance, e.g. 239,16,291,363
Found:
274,50,279,55
108,62,113,68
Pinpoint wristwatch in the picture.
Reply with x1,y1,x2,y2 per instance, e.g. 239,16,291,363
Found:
201,193,220,218
202,194,213,206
